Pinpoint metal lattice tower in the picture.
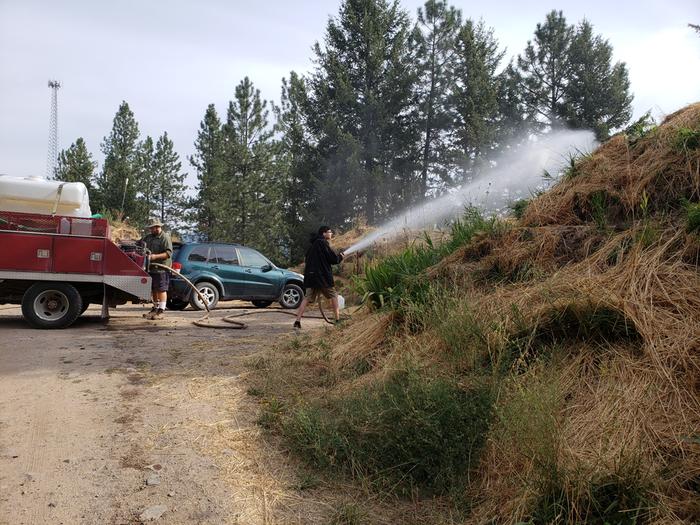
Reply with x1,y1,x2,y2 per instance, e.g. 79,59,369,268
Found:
46,80,61,178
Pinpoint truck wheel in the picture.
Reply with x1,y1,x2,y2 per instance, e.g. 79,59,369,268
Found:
189,282,220,311
22,283,83,329
279,283,304,309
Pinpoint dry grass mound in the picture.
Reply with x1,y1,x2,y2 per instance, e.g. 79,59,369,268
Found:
249,104,700,524
524,103,700,228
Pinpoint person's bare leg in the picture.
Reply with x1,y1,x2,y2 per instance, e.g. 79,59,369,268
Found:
331,296,339,321
295,297,310,322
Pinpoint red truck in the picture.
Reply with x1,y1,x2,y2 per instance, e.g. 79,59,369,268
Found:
0,211,151,329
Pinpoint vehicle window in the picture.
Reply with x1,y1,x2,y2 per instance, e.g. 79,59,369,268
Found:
211,245,239,265
187,245,210,262
238,247,269,268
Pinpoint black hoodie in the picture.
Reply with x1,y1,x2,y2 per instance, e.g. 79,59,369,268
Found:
303,235,343,288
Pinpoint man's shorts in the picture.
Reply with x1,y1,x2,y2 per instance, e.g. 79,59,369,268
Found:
150,271,170,292
305,287,337,304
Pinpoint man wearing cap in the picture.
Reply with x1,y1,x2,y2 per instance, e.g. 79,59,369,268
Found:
141,219,173,320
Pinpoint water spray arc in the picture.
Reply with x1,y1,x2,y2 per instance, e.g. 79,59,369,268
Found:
343,130,597,255
46,80,61,178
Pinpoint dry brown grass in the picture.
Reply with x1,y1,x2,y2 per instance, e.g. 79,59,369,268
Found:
524,103,700,227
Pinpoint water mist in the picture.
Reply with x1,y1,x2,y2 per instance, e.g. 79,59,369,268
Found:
343,129,596,255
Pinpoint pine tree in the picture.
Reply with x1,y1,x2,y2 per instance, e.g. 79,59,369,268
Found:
449,19,504,182
96,102,140,218
152,132,187,226
516,10,573,129
190,104,225,241
53,137,97,189
515,11,632,137
494,63,536,145
220,77,282,257
273,72,320,263
308,0,418,224
134,136,155,223
413,0,462,197
563,20,633,140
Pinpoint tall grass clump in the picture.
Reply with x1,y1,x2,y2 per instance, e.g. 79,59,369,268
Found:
281,368,493,495
359,208,495,309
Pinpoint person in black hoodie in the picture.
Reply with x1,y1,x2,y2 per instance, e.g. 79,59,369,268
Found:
294,225,344,329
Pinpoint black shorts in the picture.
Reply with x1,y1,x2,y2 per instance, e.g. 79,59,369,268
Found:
150,272,170,292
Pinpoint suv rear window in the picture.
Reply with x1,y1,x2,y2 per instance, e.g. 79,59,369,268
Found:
211,245,239,265
187,245,210,262
238,247,269,268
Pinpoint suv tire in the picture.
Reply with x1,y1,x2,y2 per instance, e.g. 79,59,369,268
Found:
279,283,304,309
190,282,220,310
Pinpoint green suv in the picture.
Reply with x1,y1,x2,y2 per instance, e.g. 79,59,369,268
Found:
167,242,304,311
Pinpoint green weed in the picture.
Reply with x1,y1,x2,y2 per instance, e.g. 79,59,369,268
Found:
257,398,285,429
358,208,496,311
330,503,368,525
684,201,700,233
562,150,593,180
673,127,700,152
624,112,657,145
282,369,493,494
510,199,530,220
590,191,608,231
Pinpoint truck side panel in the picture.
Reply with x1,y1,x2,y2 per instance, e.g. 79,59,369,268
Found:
0,233,52,271
53,237,105,274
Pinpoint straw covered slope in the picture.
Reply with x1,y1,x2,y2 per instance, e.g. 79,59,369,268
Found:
251,104,700,524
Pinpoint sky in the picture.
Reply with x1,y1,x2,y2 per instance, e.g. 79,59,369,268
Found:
1,0,699,188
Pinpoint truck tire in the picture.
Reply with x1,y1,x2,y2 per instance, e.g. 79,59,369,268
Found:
189,282,220,311
279,283,304,309
21,282,83,329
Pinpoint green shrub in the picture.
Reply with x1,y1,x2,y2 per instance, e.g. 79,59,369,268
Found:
282,369,493,494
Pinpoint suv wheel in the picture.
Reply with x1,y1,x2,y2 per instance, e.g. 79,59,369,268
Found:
279,283,303,309
190,282,220,310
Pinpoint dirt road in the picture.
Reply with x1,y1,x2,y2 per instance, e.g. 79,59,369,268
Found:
0,303,327,525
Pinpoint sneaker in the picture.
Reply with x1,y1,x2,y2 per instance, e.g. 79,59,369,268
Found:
143,306,157,319
293,320,301,330
151,308,165,320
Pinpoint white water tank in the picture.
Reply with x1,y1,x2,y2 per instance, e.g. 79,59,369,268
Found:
0,175,92,217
